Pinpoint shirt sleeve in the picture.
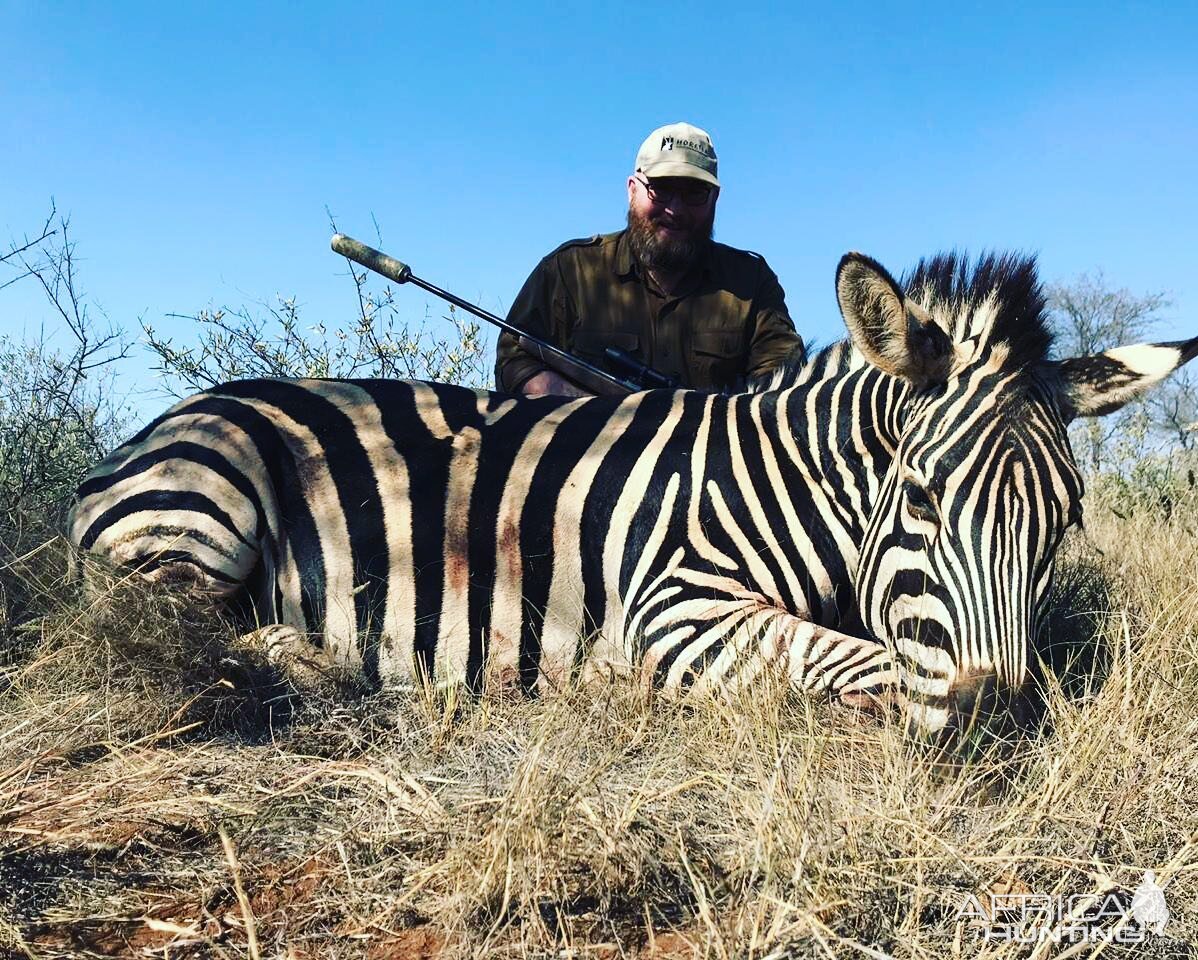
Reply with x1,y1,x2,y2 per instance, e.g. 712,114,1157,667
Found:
494,256,561,392
745,262,805,379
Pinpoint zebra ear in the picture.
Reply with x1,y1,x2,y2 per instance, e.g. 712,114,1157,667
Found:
1055,336,1198,419
837,253,953,386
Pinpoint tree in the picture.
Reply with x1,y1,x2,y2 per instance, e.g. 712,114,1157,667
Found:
1146,367,1198,453
1045,272,1171,473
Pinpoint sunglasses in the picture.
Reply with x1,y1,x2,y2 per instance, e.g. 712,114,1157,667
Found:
636,176,714,207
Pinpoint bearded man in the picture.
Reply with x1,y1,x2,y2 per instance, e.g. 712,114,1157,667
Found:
495,122,804,396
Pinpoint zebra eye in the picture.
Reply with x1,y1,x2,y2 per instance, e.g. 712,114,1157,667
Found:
903,480,940,524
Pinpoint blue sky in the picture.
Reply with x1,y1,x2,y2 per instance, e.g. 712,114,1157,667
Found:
2,2,1196,404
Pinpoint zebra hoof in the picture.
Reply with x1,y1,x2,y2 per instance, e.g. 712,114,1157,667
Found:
242,624,355,697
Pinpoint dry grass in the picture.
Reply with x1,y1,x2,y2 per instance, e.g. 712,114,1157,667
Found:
1,496,1196,959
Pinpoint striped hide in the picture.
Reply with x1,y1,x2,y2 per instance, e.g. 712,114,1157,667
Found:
68,252,1198,744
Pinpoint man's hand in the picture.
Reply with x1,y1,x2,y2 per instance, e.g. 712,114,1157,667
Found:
521,371,592,398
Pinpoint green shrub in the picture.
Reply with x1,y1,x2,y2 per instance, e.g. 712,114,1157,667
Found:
142,232,490,394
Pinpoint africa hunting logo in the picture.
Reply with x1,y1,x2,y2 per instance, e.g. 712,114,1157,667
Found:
1131,870,1169,934
955,870,1170,945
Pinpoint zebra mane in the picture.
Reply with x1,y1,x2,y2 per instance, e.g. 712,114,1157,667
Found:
904,251,1051,368
751,251,1052,394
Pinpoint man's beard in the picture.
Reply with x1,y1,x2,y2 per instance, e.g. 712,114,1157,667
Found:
626,204,714,274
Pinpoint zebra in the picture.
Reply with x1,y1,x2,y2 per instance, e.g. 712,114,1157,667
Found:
67,251,1197,744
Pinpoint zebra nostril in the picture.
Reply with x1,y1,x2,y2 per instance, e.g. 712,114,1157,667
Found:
949,670,998,723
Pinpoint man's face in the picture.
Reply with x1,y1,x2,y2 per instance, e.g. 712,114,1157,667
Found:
625,175,717,273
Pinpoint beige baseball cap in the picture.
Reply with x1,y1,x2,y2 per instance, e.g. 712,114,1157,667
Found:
634,122,719,187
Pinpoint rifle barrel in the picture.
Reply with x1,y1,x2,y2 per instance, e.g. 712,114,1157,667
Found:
331,233,636,396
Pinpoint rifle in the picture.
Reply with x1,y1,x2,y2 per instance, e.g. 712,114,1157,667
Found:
330,234,678,396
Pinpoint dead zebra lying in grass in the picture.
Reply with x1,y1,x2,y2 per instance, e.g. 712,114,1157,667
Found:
68,251,1198,751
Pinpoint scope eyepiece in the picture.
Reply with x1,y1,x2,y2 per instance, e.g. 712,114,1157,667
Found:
604,346,678,390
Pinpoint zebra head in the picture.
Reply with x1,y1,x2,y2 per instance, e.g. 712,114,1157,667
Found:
837,252,1197,746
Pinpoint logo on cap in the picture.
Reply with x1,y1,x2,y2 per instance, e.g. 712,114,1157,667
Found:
659,136,711,157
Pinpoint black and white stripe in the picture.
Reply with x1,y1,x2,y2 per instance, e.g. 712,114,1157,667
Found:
69,252,1198,742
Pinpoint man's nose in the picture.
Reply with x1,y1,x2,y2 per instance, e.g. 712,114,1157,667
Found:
655,198,690,220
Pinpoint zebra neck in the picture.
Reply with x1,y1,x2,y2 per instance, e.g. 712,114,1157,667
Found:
768,347,911,536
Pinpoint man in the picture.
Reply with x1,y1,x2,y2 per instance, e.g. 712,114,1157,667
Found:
495,122,804,397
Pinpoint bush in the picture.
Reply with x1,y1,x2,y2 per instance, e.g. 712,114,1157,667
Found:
0,211,129,520
0,336,127,518
142,228,490,394
0,210,132,656
1085,447,1198,524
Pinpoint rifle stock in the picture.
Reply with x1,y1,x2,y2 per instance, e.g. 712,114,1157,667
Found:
331,233,671,397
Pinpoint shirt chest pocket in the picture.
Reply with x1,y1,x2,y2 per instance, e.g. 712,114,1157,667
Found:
690,330,744,389
571,329,641,367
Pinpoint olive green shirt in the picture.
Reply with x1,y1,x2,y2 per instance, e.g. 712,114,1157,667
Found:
495,230,804,392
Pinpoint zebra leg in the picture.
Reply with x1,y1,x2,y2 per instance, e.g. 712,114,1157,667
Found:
647,604,895,709
775,616,896,710
240,623,348,693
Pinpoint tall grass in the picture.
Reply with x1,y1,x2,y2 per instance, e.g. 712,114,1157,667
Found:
1,489,1195,958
